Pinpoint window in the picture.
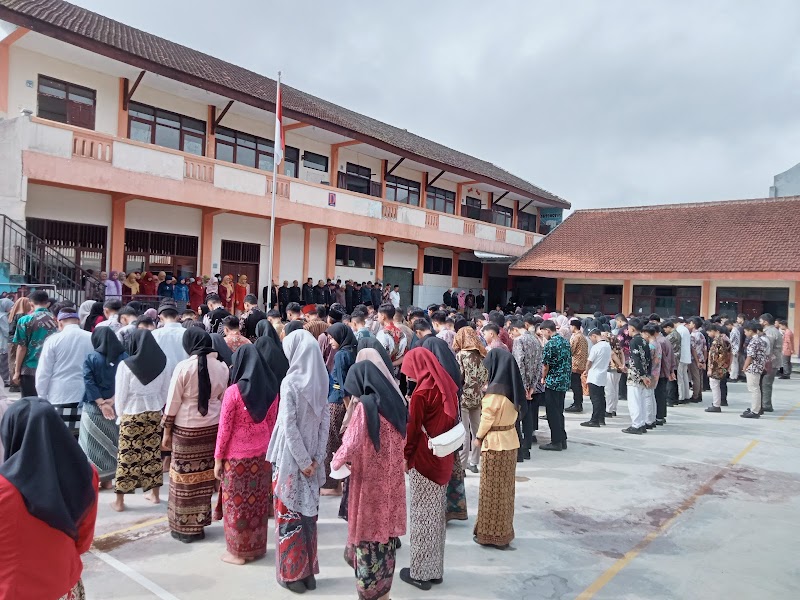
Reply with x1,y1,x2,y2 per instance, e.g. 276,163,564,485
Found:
518,211,537,232
716,287,789,320
37,75,96,130
335,245,376,269
632,286,701,318
343,163,372,195
492,205,513,228
385,175,420,205
458,259,483,279
426,186,456,214
216,126,275,170
302,151,329,172
462,196,482,221
564,284,623,315
128,102,205,155
26,218,107,279
124,229,198,280
423,255,452,276
284,146,300,178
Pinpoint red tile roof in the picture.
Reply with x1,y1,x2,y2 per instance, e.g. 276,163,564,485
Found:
0,0,568,208
511,196,800,274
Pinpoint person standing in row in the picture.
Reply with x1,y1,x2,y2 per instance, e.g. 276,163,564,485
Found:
453,326,488,474
111,330,169,512
603,331,624,418
759,313,782,413
622,318,652,435
705,324,732,413
741,322,767,418
334,360,408,600
267,330,330,593
565,319,588,413
12,290,57,397
539,320,571,451
509,319,539,460
778,319,794,379
163,329,228,543
687,317,707,403
675,317,692,403
473,349,525,549
581,328,611,427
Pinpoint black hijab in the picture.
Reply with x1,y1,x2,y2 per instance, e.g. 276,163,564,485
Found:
256,319,282,347
210,333,232,366
126,300,144,315
283,320,304,336
183,328,214,416
0,397,96,540
83,301,104,331
357,337,394,376
92,326,124,364
344,361,407,451
327,322,357,349
421,334,462,394
484,348,527,416
124,329,167,386
255,335,289,385
230,344,278,424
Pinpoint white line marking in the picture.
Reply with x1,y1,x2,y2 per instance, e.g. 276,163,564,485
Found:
90,549,181,600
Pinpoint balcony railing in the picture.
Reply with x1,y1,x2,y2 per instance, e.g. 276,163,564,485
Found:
26,117,544,252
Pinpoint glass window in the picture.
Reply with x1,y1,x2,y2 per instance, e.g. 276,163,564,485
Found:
492,205,513,227
457,260,483,278
335,245,375,269
215,126,275,170
284,146,299,178
564,284,623,315
426,186,455,214
423,255,453,276
303,151,329,172
518,211,537,233
386,175,420,205
633,285,701,318
129,120,152,144
128,101,206,155
344,162,372,195
37,75,96,130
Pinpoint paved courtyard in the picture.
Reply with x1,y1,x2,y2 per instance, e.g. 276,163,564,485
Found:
80,380,800,600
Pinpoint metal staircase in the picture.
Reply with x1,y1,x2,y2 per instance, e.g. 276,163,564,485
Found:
0,214,100,305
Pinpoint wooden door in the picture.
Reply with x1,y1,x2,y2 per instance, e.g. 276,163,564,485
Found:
220,261,259,298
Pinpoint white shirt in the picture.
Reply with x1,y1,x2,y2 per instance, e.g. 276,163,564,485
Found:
152,322,188,378
587,340,611,386
95,313,121,333
677,324,692,364
35,324,93,405
114,361,170,417
389,290,401,309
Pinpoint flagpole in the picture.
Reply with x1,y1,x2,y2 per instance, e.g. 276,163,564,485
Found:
266,71,281,311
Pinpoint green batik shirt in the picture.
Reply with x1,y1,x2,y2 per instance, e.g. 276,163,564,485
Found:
12,307,58,374
542,334,572,392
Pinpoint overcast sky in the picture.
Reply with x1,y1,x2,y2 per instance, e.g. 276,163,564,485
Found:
73,0,800,210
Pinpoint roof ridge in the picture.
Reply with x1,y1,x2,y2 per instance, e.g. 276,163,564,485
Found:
574,195,800,214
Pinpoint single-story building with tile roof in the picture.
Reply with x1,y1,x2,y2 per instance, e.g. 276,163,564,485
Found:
508,196,800,333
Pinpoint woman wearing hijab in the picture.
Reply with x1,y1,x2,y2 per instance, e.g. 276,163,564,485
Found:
139,272,157,297
210,332,233,366
322,322,358,497
256,317,282,346
266,330,330,593
78,300,94,329
111,329,170,512
0,298,13,387
162,328,229,543
333,361,407,600
82,301,105,333
473,349,525,549
233,274,250,315
0,397,99,600
105,271,123,300
399,347,459,591
188,278,205,311
7,297,32,392
453,326,488,475
214,344,278,564
205,276,219,299
79,328,127,490
357,337,395,378
174,277,189,312
121,272,140,303
219,274,235,314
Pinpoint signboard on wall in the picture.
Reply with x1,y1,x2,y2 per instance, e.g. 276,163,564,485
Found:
539,209,564,235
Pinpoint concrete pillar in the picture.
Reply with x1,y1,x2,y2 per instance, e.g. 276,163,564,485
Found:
326,229,336,279
110,195,130,272
700,280,712,318
199,208,215,276
452,252,459,288
375,240,384,281
622,279,633,315
555,278,565,312
302,224,311,279
415,246,424,285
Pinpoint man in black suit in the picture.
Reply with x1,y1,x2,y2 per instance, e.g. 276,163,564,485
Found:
302,277,314,305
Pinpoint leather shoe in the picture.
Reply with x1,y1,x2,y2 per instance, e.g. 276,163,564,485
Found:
523,449,531,460
562,441,568,450
655,418,666,425
539,442,562,451
705,406,721,413
622,426,642,434
741,410,760,419
400,568,432,591
605,411,616,417
580,421,600,427
468,464,479,474
564,405,583,413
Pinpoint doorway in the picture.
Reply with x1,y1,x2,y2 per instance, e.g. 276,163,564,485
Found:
383,266,413,309
220,262,259,300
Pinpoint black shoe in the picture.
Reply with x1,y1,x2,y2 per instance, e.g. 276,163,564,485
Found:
278,580,307,594
655,418,666,425
303,575,317,591
779,375,790,380
430,577,444,585
400,568,432,591
605,411,615,417
600,420,607,426
396,538,402,549
690,398,702,403
580,421,600,427
622,426,642,435
517,450,524,463
562,441,568,450
523,449,531,460
705,406,721,413
564,405,583,413
468,464,479,474
640,426,648,433
539,442,562,451
763,407,774,413
8,385,19,393
741,411,760,419
667,401,675,407
645,423,655,429
721,400,728,406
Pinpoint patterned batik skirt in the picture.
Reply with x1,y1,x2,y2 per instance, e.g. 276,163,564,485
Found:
344,538,399,600
79,402,119,483
58,579,85,600
273,470,319,583
221,457,271,560
408,468,447,582
168,424,218,538
446,459,468,522
323,403,348,489
114,411,163,494
473,449,516,547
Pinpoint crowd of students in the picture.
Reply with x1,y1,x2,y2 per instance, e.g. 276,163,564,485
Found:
0,286,794,599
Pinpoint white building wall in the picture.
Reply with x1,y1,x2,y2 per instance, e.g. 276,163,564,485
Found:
335,148,382,184
390,164,424,186
26,183,111,226
336,233,375,249
278,223,304,284
332,234,377,282
0,117,29,221
131,83,208,122
307,227,328,281
417,247,454,308
336,266,376,283
126,200,202,237
384,241,417,269
211,213,270,291
217,110,274,142
286,133,333,186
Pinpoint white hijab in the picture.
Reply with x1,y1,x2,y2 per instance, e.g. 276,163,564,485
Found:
78,300,95,328
282,329,328,418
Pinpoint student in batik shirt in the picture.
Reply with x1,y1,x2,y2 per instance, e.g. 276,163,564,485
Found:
778,319,794,379
622,318,652,435
705,324,732,413
741,322,767,418
614,314,631,400
538,320,571,451
509,319,541,460
687,317,707,403
565,319,588,414
641,324,661,430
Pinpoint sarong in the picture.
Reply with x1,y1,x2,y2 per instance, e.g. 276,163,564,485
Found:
408,468,446,581
473,449,516,546
57,579,85,600
168,424,218,537
344,538,399,600
274,485,319,583
221,457,271,559
78,402,119,483
114,411,163,493
322,403,347,489
446,460,467,521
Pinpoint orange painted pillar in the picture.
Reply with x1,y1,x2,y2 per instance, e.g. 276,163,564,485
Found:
110,196,128,271
200,208,215,276
482,263,489,290
420,172,428,208
326,229,336,279
455,183,463,217
117,78,128,138
302,224,311,279
271,221,282,282
451,252,459,289
330,147,339,188
415,246,425,285
381,159,387,199
555,278,565,312
512,200,519,229
206,105,216,158
375,240,384,281
0,28,28,116
622,279,633,315
487,192,493,211
700,280,712,318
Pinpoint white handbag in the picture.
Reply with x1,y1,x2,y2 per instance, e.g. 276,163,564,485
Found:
424,421,466,457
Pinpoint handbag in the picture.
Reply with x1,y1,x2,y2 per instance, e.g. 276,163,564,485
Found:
424,421,466,457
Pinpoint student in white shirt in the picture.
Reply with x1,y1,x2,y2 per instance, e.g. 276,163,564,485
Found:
581,328,611,427
389,285,401,309
675,318,692,402
36,309,93,406
152,302,188,377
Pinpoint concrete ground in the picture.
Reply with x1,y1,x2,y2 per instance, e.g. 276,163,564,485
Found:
79,379,800,600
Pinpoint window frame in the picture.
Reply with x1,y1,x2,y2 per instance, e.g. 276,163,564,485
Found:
335,244,376,269
492,204,513,227
457,259,483,279
302,151,329,173
426,185,456,214
37,74,97,130
423,255,453,276
127,101,206,156
385,174,421,205
215,126,275,171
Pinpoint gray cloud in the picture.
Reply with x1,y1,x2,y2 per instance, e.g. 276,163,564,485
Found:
72,0,800,209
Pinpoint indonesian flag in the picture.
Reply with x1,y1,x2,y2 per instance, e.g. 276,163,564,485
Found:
274,79,284,166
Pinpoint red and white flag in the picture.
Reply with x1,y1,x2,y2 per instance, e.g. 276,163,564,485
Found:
274,78,284,166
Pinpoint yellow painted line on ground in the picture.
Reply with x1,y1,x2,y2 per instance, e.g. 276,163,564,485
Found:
93,516,168,542
575,439,759,600
778,402,800,422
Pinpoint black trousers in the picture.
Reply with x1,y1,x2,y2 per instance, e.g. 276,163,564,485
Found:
20,374,37,397
570,372,584,408
545,388,567,444
655,377,668,419
588,383,606,423
517,396,540,449
720,374,728,404
618,370,628,399
666,374,678,406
